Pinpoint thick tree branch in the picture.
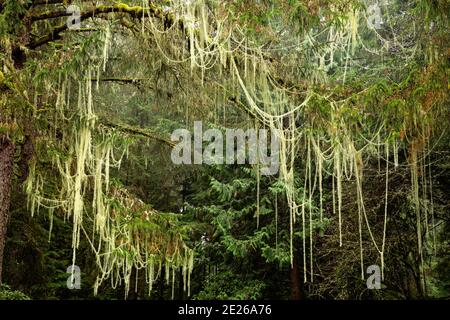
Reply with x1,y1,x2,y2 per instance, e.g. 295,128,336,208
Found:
99,119,176,148
31,10,72,21
28,2,173,49
91,77,151,85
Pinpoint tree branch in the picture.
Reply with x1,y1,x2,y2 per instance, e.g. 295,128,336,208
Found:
28,2,171,49
91,77,150,85
99,119,175,148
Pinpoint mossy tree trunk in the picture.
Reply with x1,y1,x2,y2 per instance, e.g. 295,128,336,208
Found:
0,136,15,284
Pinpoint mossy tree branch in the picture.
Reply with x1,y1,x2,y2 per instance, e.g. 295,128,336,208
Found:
99,119,176,148
28,2,178,49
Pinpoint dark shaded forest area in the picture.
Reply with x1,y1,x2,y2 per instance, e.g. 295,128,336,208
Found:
0,0,449,300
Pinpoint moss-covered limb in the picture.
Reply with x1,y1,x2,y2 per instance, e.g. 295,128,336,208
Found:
99,119,175,148
28,2,168,49
90,77,152,86
28,22,68,49
31,3,149,22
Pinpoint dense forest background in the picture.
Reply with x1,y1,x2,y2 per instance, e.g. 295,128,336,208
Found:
0,0,449,300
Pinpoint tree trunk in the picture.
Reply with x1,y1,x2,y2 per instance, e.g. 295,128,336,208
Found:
0,136,15,284
290,252,303,300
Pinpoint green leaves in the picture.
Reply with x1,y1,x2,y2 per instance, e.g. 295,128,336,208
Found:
0,0,29,35
0,284,31,300
194,270,266,300
209,176,255,203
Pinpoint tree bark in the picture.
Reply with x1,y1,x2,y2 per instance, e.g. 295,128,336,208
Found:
290,252,303,300
0,136,15,284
